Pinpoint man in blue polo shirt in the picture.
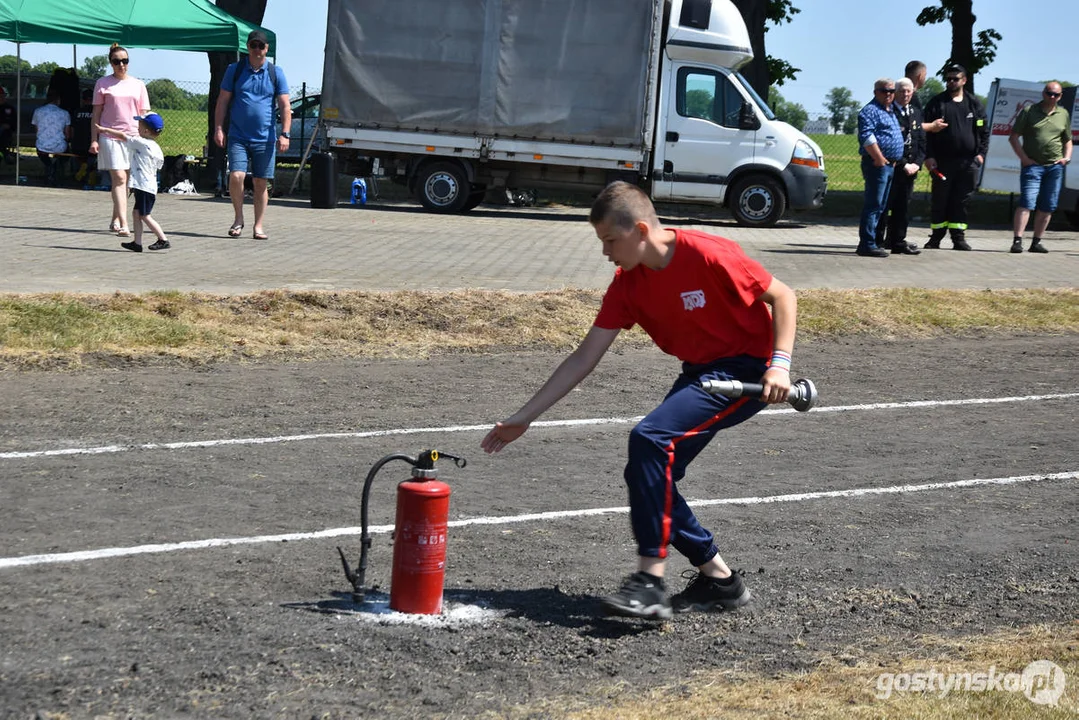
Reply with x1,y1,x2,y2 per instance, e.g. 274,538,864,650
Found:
856,78,905,258
213,30,292,240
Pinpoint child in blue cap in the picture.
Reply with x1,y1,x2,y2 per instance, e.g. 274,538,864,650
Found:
96,112,169,251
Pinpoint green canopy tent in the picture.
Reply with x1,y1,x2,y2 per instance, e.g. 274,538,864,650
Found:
0,0,275,179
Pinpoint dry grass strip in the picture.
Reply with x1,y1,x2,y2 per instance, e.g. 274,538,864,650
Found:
0,288,1076,369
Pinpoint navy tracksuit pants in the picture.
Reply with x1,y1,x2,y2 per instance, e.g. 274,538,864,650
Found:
624,355,767,566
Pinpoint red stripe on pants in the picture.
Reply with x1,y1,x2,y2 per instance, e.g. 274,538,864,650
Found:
658,397,751,557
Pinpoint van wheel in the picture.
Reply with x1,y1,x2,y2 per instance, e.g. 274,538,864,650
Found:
729,174,786,228
459,185,488,212
416,161,470,212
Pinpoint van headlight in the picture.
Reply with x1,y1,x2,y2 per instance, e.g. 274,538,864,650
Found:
791,139,821,170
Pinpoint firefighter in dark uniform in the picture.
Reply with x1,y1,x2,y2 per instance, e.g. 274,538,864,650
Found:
922,65,989,251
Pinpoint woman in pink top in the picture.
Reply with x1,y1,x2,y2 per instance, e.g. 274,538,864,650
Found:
90,44,150,236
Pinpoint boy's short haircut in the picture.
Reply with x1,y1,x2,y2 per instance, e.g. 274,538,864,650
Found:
589,181,659,231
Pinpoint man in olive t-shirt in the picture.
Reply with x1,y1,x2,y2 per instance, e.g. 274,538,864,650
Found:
1008,81,1073,253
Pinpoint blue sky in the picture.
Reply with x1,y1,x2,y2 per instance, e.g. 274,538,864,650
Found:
2,0,1075,115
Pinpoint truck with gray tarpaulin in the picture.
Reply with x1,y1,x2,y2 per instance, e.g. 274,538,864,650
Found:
320,0,827,226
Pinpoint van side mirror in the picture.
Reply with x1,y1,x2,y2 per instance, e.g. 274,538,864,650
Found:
739,102,760,130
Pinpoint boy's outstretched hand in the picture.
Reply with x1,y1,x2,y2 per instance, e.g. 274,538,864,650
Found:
481,421,529,454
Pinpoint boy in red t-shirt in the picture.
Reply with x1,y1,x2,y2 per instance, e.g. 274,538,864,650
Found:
481,181,798,620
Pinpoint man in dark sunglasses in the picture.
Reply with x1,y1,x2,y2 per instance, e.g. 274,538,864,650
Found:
854,79,906,257
922,65,989,251
1007,81,1072,253
213,29,292,240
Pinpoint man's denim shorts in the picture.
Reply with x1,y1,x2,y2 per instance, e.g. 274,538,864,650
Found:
227,138,276,179
1019,163,1064,212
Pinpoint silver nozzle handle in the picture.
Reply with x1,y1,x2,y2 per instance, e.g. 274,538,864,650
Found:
699,377,818,412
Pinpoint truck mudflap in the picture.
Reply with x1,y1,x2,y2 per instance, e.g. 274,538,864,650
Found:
783,163,827,210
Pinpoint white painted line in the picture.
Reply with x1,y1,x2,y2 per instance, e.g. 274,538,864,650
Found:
2,392,1076,461
1,471,1074,570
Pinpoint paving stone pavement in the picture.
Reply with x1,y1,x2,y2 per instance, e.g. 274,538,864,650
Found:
1,185,1076,293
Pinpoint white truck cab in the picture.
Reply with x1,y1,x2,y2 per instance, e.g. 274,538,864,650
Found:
652,0,826,225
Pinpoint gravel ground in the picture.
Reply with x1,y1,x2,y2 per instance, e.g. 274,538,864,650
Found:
1,334,1076,718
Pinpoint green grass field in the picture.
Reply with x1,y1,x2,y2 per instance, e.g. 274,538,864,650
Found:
114,117,915,190
810,134,932,194
153,108,208,157
144,126,910,190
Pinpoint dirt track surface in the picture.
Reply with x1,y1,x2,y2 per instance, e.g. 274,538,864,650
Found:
1,334,1077,718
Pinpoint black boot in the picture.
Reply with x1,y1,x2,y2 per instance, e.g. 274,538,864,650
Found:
924,228,946,249
951,230,972,251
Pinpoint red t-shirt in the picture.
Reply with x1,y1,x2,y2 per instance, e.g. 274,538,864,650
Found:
594,228,774,364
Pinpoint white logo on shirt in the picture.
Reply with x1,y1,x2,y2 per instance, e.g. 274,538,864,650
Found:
681,290,706,311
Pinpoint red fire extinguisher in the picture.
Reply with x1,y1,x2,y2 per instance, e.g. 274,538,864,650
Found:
337,449,466,615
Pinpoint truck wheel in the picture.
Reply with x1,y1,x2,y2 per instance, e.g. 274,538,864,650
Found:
416,161,470,213
729,175,786,228
459,185,488,212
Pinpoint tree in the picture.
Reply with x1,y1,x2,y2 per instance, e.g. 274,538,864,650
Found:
31,61,60,74
842,102,859,135
147,79,203,110
685,89,714,121
81,55,109,79
824,87,858,134
769,88,808,130
916,0,1001,96
732,0,801,102
0,55,31,73
915,77,944,108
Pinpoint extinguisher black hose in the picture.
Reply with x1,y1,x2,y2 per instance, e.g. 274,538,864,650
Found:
341,452,417,600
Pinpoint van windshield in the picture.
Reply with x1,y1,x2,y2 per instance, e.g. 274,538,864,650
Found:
733,72,776,121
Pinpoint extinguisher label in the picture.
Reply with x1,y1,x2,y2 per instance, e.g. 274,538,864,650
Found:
397,523,447,574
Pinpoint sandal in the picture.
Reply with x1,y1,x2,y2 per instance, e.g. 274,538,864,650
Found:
252,229,268,240
116,227,131,237
109,220,122,233
227,223,244,238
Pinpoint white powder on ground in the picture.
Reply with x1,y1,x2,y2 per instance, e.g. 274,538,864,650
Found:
333,594,506,628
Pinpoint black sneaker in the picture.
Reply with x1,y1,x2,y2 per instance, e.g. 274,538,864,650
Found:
1029,240,1048,254
148,239,171,251
952,239,972,251
671,570,753,613
855,247,889,258
600,572,672,620
1010,239,1024,254
120,241,142,253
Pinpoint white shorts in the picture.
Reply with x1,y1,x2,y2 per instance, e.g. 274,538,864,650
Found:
97,135,131,171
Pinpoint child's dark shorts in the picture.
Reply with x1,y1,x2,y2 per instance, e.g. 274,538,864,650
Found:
132,189,156,216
